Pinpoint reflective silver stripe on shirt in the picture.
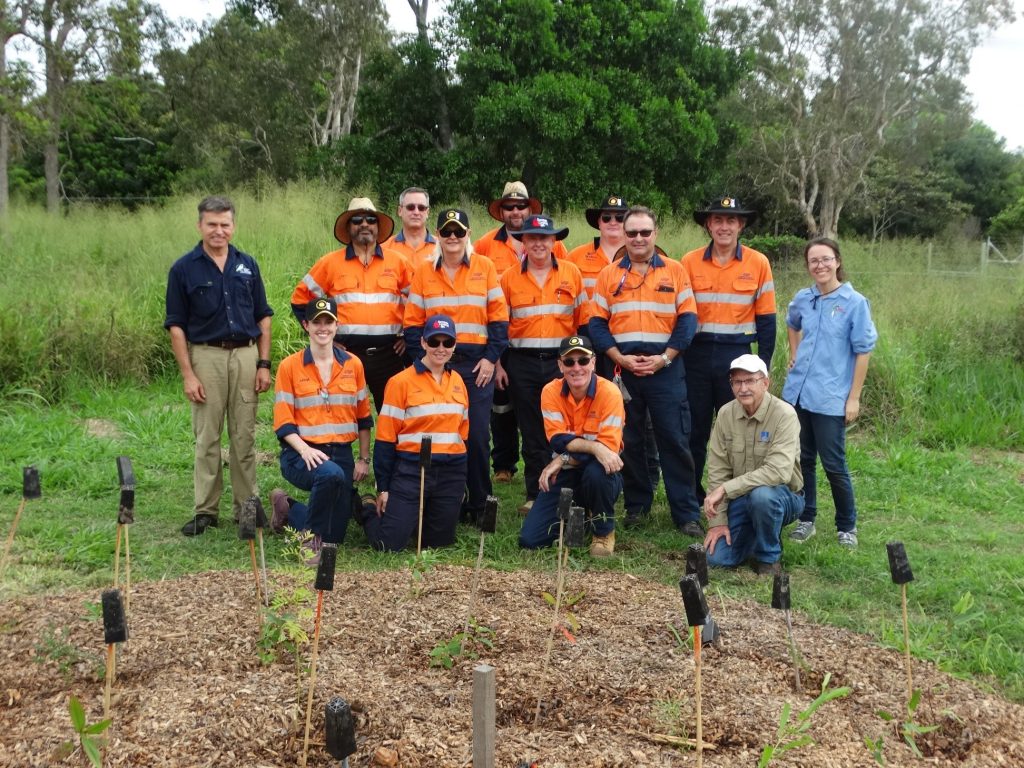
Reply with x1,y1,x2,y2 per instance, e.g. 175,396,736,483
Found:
599,415,623,429
694,292,753,305
456,323,488,337
509,337,565,348
302,274,326,298
275,391,295,405
339,322,402,335
405,403,467,418
380,404,406,420
697,321,757,334
755,280,774,299
607,300,675,314
423,294,487,310
510,303,574,319
542,410,564,422
612,331,671,343
298,423,359,438
332,292,403,305
293,393,360,409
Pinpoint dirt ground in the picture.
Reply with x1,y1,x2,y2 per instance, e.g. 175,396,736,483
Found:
2,566,1022,767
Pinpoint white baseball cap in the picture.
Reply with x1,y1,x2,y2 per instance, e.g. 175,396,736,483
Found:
729,354,768,377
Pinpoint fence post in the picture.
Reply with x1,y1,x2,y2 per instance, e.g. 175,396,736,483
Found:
473,664,496,768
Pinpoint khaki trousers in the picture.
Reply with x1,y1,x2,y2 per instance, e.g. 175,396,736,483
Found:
189,343,259,519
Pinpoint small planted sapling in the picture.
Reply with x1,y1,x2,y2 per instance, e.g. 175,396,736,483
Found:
757,672,852,767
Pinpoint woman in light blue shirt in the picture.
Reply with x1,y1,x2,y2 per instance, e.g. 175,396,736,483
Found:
782,238,877,548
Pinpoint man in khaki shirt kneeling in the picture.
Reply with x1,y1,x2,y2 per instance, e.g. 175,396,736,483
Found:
703,355,804,575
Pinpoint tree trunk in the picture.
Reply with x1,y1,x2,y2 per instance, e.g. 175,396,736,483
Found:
0,39,9,218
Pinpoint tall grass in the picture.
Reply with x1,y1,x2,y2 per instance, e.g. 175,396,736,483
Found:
3,185,1022,446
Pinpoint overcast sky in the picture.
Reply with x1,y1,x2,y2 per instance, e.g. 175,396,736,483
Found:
157,0,1024,151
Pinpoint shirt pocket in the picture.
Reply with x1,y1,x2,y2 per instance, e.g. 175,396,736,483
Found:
188,280,220,320
730,278,758,320
691,275,714,293
331,273,360,295
377,274,399,293
509,289,537,310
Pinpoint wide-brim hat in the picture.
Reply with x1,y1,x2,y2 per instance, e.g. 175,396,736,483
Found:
693,195,757,227
487,181,543,221
333,197,395,244
585,194,629,229
510,214,569,241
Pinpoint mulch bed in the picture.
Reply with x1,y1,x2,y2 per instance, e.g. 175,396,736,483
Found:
2,566,1022,767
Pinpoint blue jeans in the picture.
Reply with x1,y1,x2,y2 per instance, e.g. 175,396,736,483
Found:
518,461,622,549
279,444,355,544
796,405,857,533
706,485,804,566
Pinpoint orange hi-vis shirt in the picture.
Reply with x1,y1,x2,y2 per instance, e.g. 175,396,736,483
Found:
376,360,469,461
405,253,509,360
590,248,698,355
474,226,568,275
384,230,437,264
566,237,619,300
500,257,585,351
680,243,776,342
290,244,412,346
542,374,624,459
273,347,373,445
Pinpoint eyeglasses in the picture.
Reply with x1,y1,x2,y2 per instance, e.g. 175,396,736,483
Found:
426,337,456,348
501,203,530,211
730,375,765,388
808,256,837,267
403,204,429,212
601,213,625,223
560,355,592,367
350,215,377,225
625,229,653,239
439,228,467,238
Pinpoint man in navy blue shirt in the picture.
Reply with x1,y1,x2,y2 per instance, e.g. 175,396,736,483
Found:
165,196,274,536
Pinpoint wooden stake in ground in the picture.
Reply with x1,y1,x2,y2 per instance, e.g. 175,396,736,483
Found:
886,541,915,710
249,496,271,607
113,457,136,616
325,695,356,767
473,664,496,768
101,589,128,721
302,543,338,767
1,466,41,576
680,574,710,768
238,500,263,627
534,487,574,725
416,436,432,556
771,572,802,693
464,495,498,641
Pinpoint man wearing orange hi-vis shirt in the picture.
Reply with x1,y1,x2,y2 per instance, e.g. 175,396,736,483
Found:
589,206,703,537
681,196,776,505
497,214,585,515
290,197,412,414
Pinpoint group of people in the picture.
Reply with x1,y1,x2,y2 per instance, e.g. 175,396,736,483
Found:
165,185,876,571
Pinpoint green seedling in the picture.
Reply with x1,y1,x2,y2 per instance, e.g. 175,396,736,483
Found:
429,619,496,669
542,588,585,636
757,672,852,767
33,625,103,682
66,694,111,768
875,688,939,758
408,549,440,597
257,587,313,665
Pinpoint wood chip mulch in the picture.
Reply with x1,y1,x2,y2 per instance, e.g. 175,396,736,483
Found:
2,566,1022,767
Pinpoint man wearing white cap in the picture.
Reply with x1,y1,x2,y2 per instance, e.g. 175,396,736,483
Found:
703,354,803,575
290,197,412,413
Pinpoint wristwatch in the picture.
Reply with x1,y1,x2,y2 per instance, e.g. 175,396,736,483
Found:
660,353,671,368
560,453,571,467
257,358,272,370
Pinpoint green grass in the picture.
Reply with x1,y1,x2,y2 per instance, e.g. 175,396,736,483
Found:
1,379,1022,702
2,186,1023,704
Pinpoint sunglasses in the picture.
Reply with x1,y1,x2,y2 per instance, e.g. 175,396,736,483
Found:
404,204,429,212
350,215,377,225
560,355,592,367
501,203,530,211
601,213,625,223
625,229,653,239
426,337,456,348
439,228,467,238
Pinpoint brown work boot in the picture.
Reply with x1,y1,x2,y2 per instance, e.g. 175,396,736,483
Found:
270,488,290,533
494,469,514,483
751,559,781,576
518,499,534,516
590,531,615,558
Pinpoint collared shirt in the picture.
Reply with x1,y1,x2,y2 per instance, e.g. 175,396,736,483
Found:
588,247,698,356
705,392,803,528
566,237,617,299
273,346,373,444
165,242,273,342
500,256,585,351
404,252,509,362
680,243,776,344
782,282,877,416
474,226,569,275
373,359,470,491
385,230,437,264
290,243,412,347
542,374,624,465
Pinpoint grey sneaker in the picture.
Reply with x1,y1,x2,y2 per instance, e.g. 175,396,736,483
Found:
789,521,816,542
837,530,858,548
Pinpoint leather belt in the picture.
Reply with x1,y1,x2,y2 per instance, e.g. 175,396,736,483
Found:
200,338,255,349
